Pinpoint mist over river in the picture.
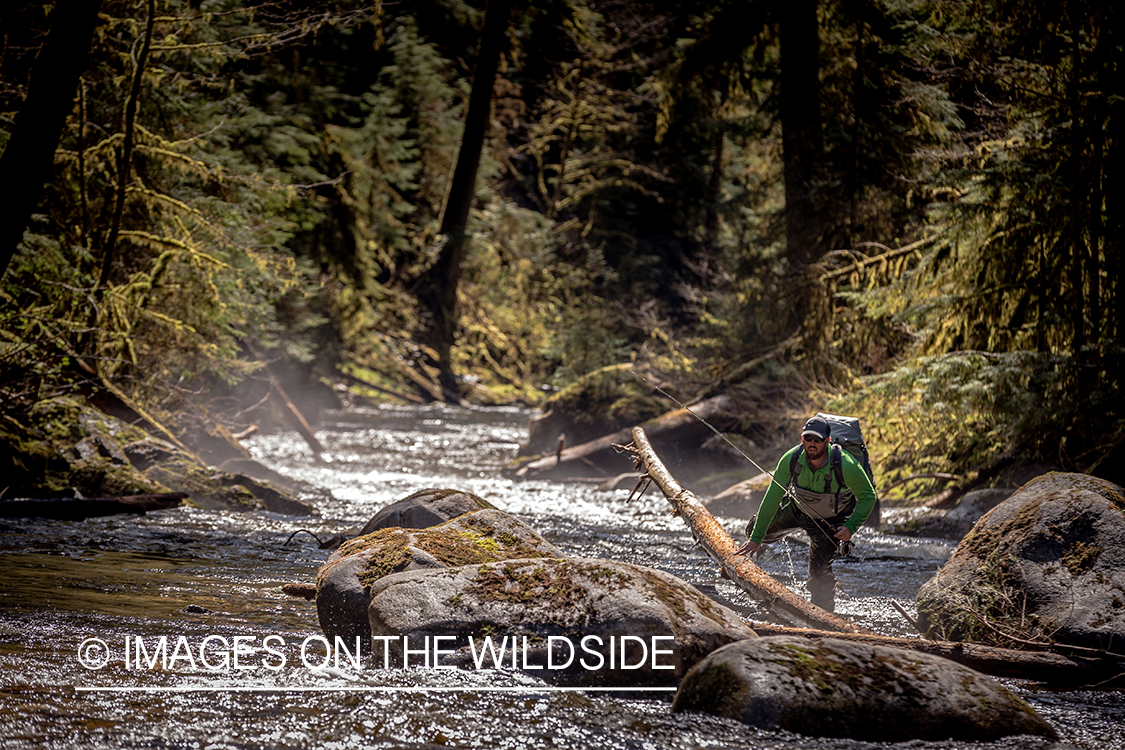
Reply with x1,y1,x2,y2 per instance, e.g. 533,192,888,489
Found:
2,403,1123,749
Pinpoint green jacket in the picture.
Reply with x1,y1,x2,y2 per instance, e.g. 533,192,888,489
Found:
748,445,877,543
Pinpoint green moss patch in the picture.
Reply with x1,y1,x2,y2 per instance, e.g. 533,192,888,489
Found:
336,514,558,594
1061,541,1102,577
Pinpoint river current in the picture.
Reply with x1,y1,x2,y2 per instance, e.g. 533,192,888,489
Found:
1,403,1122,749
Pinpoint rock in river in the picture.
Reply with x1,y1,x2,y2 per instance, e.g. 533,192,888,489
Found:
672,635,1057,742
354,488,496,535
365,557,757,687
316,508,563,650
916,472,1125,650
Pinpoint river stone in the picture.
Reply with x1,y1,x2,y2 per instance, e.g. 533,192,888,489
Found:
916,473,1125,650
365,557,757,687
316,509,563,651
356,488,496,535
672,635,1057,742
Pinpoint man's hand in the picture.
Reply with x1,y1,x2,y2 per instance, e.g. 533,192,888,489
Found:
735,539,761,557
834,526,852,541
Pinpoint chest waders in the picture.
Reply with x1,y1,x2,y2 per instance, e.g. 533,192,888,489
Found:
749,445,858,612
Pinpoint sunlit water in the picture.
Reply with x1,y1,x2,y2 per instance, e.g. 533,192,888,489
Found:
1,403,1122,749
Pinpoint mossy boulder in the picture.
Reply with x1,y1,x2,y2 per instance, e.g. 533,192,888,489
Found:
0,397,164,498
518,364,667,458
355,488,496,535
316,509,563,651
916,473,1125,650
0,396,314,515
672,635,1057,742
364,557,756,687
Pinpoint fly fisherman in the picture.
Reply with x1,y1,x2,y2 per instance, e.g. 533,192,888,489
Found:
735,416,877,612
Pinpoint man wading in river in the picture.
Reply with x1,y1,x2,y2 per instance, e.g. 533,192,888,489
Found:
735,416,877,612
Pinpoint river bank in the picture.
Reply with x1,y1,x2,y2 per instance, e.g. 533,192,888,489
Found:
1,403,1123,749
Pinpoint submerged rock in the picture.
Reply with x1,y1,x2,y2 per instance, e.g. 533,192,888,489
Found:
364,557,757,687
316,509,562,650
916,473,1125,650
355,488,495,536
672,635,1057,742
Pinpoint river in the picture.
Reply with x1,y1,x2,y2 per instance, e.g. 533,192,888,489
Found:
1,403,1122,749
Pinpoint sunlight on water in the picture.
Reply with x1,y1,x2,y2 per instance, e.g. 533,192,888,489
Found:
1,403,1121,750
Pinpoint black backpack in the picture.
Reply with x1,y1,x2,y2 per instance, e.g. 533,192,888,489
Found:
788,412,879,525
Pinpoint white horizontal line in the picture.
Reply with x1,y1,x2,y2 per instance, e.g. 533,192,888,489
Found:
75,686,677,693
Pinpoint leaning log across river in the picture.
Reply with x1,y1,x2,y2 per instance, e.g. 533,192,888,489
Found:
628,426,875,634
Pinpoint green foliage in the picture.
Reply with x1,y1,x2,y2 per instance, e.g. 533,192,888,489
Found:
830,347,1125,490
453,197,630,397
0,0,1118,481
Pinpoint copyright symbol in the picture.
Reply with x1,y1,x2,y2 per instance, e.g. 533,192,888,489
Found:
78,638,111,670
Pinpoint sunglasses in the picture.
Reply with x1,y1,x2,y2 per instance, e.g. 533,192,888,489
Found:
801,434,826,444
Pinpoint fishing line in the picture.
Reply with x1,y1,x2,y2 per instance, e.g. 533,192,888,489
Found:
628,369,849,553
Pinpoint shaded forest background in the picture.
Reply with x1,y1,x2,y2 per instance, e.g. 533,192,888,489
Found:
1,0,1121,498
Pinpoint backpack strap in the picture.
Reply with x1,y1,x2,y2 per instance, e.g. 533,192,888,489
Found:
788,445,803,481
788,445,803,496
830,444,844,510
791,444,841,495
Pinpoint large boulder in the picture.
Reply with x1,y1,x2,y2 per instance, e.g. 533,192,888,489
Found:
364,557,757,687
672,635,1057,742
316,509,563,650
916,473,1125,650
355,488,495,535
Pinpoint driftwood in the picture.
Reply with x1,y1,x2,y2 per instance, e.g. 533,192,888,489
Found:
281,582,317,600
0,493,187,520
268,373,325,456
630,426,875,635
516,395,734,480
751,624,1125,687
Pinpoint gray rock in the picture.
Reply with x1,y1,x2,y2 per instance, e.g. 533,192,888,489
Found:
917,473,1125,650
364,557,757,687
672,635,1057,742
316,509,563,651
356,488,496,535
706,472,771,519
883,488,1013,539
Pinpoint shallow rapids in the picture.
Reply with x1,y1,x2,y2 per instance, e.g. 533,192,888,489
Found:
1,403,1122,749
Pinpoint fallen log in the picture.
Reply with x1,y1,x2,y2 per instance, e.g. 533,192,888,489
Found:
516,394,734,480
630,426,875,635
751,624,1125,688
0,493,187,520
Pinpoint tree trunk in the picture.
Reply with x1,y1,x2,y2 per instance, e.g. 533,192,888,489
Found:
630,425,876,634
0,493,185,520
416,0,514,397
95,0,155,294
0,0,104,282
751,624,1125,687
702,126,724,257
779,0,824,269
